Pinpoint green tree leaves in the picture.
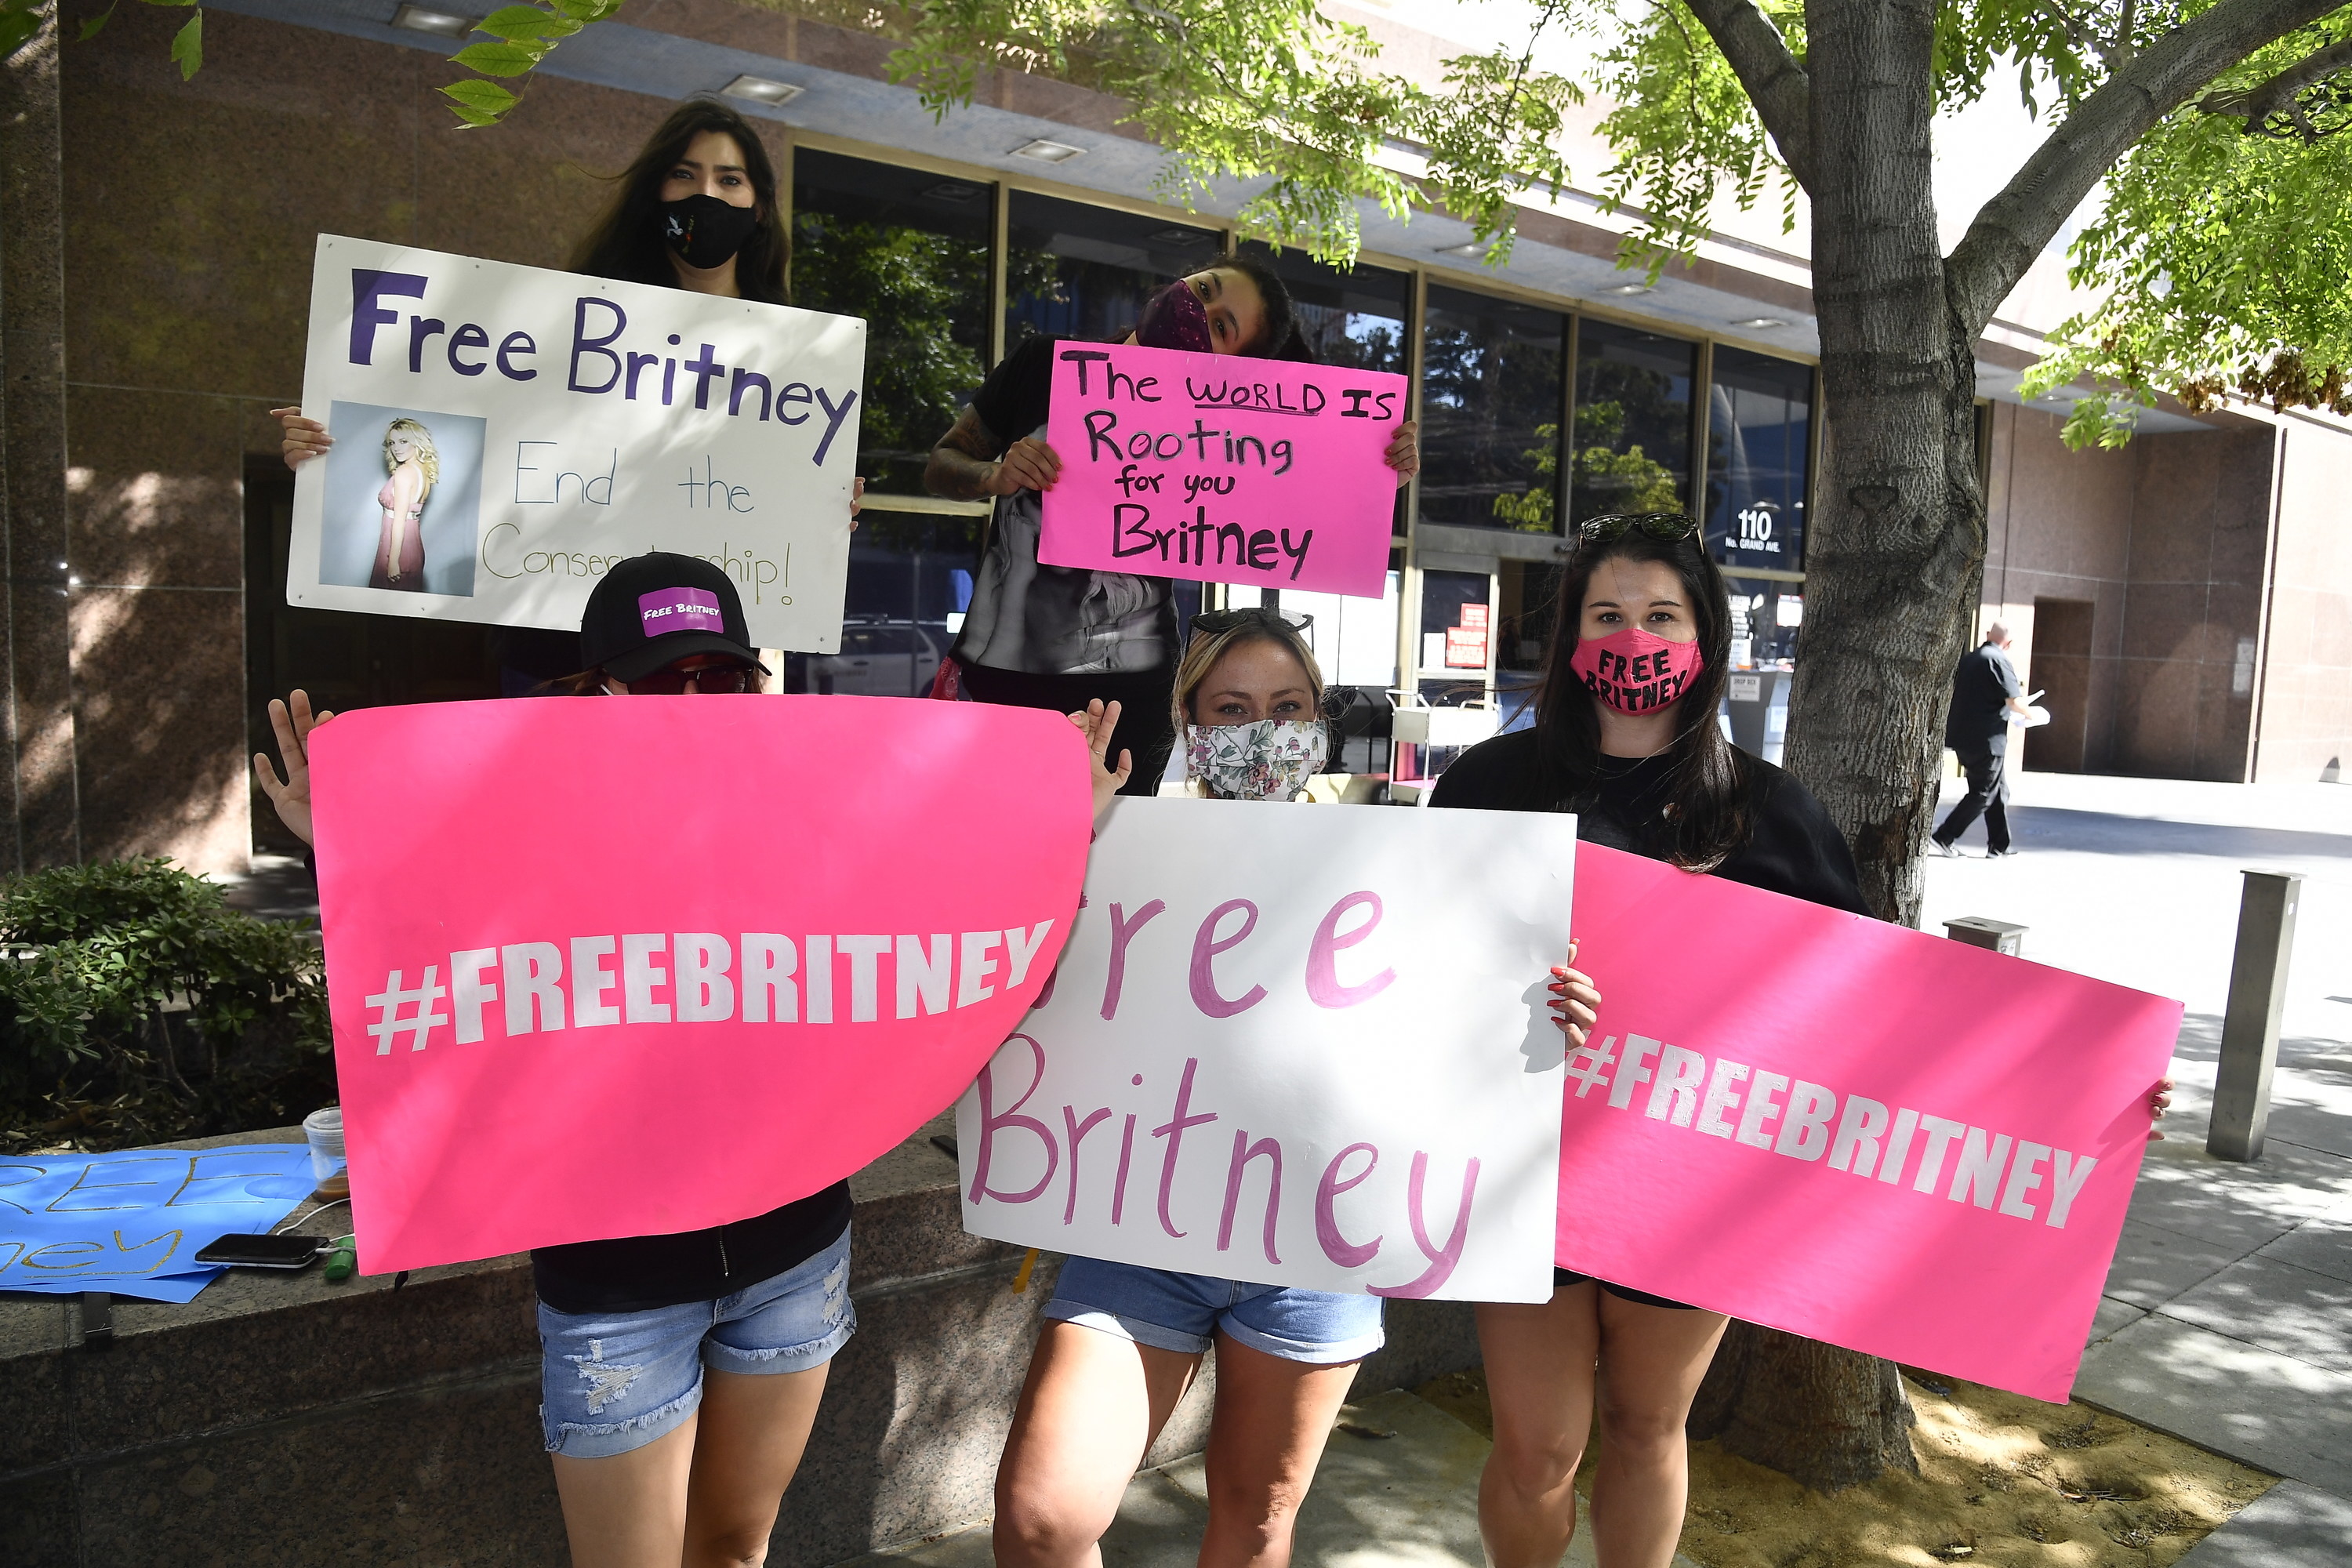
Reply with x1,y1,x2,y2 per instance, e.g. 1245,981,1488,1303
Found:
439,0,620,124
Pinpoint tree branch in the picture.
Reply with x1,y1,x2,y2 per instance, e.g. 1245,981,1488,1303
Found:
1680,0,1813,189
1945,0,2347,337
2198,33,2352,136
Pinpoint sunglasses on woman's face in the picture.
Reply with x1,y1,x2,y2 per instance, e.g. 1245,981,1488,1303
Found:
631,660,759,695
1190,607,1315,636
1576,512,1701,546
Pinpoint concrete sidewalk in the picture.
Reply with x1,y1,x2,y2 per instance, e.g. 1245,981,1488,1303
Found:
1931,770,2352,1564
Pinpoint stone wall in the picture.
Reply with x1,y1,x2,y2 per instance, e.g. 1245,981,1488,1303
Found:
2254,417,2352,782
0,1122,1480,1567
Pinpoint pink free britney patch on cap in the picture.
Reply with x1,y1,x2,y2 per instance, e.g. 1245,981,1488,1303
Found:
639,587,724,637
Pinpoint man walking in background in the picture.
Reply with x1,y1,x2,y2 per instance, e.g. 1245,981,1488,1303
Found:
1932,622,2036,858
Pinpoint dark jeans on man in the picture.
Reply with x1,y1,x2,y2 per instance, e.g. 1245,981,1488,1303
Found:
1934,747,2010,852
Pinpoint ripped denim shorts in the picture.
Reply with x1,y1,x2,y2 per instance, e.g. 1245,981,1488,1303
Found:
536,1225,855,1458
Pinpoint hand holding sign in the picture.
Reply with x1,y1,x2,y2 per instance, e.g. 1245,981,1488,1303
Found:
1039,343,1408,598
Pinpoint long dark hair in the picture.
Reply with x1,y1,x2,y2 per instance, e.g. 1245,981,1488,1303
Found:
1533,528,1748,870
1216,252,1299,359
569,99,789,305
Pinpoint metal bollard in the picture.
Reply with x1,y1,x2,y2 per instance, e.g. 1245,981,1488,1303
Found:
2208,869,2303,1163
1945,916,2027,956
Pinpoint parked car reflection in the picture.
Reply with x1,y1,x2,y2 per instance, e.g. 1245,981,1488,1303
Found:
808,619,946,697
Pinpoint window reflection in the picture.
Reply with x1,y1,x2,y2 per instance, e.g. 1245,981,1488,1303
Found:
790,151,993,497
789,151,992,695
1420,286,1567,534
1007,193,1221,350
1723,575,1802,670
1239,241,1408,372
1570,319,1695,524
1705,347,1813,572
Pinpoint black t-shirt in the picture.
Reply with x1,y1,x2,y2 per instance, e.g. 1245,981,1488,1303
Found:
1428,729,1872,916
949,336,1178,677
1944,643,2020,754
532,1183,852,1316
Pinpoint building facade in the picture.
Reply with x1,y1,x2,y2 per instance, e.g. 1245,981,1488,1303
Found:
1,0,2344,875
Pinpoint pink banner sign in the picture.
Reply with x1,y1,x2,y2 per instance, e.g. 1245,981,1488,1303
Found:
309,698,1091,1273
1039,343,1407,597
1560,844,2180,1402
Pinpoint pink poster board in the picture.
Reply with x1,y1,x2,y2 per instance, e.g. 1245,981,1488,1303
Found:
309,698,1091,1274
1563,844,2180,1402
1038,343,1407,597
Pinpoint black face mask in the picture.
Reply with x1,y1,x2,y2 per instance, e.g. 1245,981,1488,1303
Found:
659,194,760,270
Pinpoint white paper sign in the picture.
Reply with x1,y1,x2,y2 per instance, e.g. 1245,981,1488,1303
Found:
957,796,1576,1303
288,235,866,652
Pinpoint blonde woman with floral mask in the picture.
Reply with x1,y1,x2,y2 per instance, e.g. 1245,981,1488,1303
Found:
1003,606,1599,1568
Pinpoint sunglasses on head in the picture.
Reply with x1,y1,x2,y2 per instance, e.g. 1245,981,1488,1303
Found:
1575,512,1701,547
1190,606,1315,636
630,659,759,695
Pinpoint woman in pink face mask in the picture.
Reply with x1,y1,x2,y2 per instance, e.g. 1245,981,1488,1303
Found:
1427,516,2169,1568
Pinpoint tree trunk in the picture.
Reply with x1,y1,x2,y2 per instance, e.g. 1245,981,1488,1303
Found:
1697,0,1990,1489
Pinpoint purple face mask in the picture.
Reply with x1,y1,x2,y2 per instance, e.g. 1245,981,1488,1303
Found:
1136,280,1213,353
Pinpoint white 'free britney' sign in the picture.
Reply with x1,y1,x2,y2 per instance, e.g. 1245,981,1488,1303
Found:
286,234,865,652
957,796,1576,1302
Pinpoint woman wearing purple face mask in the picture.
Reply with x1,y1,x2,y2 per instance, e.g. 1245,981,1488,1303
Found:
925,257,1420,793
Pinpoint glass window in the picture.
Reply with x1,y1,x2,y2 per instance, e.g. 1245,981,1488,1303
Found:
789,150,993,498
1007,193,1221,350
1722,575,1802,670
1570,318,1696,524
1238,241,1408,371
1419,286,1568,535
1704,347,1813,572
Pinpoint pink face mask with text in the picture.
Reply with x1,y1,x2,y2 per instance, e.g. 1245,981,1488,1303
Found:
1570,626,1704,715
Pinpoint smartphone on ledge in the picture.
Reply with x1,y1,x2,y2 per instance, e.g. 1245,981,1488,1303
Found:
194,1233,324,1269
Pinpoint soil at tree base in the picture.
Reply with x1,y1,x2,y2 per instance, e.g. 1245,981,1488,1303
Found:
1413,1370,2277,1566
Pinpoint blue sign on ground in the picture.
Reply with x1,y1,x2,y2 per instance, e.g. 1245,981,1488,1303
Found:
0,1144,316,1293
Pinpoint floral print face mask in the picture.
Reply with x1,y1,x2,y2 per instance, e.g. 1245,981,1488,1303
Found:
1185,718,1328,801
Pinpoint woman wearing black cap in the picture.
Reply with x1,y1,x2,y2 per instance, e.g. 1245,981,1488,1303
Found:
252,553,949,1568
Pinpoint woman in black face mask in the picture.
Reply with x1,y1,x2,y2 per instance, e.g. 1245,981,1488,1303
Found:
270,100,854,689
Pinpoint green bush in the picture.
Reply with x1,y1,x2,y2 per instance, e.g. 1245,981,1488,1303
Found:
0,858,332,1152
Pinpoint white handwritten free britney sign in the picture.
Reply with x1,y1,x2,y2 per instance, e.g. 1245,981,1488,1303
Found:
957,797,1576,1302
286,235,865,652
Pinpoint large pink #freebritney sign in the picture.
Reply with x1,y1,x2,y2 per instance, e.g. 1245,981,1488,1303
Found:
309,698,1091,1273
1561,844,2180,1401
1039,343,1407,597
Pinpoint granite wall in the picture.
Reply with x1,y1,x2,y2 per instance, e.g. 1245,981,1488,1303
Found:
2255,417,2352,782
1980,401,2325,784
58,5,771,873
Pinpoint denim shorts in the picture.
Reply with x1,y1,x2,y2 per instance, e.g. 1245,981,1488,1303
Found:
537,1225,855,1458
1044,1255,1385,1366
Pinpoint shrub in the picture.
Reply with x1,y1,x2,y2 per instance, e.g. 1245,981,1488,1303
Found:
0,858,332,1152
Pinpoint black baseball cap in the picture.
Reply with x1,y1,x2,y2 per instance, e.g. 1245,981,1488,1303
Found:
579,552,771,682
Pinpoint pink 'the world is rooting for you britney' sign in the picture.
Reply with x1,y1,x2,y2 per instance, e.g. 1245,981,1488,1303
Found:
1559,843,2182,1402
1039,343,1408,598
307,697,1092,1275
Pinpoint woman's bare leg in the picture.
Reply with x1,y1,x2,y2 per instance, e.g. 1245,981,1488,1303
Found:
994,1322,1202,1568
552,1416,699,1568
1475,1283,1601,1568
1196,1334,1361,1568
681,1363,833,1568
1584,1297,1729,1568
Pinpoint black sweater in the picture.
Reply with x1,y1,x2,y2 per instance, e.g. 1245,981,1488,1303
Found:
1428,729,1872,916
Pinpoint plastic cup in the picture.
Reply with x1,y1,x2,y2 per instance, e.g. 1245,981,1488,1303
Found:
303,1106,349,1198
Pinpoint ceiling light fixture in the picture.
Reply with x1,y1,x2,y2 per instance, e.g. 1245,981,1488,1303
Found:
1602,282,1651,295
1731,317,1788,329
1149,227,1211,246
391,4,473,35
720,74,804,106
922,180,985,203
1435,241,1486,258
1011,138,1086,163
